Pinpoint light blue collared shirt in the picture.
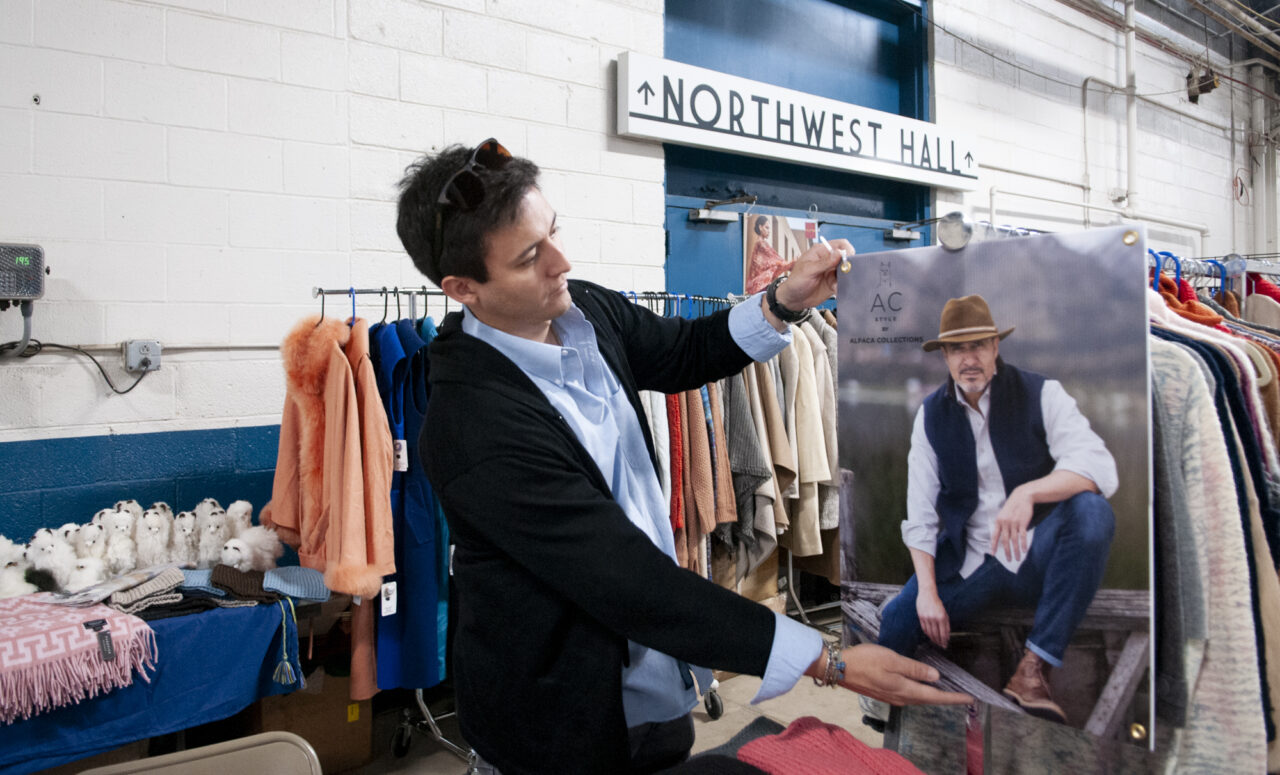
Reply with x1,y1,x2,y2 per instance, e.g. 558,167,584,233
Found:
462,291,823,726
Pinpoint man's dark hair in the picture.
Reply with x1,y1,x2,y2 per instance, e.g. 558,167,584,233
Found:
396,143,540,287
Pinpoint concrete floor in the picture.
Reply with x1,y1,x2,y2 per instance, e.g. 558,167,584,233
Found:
348,636,884,775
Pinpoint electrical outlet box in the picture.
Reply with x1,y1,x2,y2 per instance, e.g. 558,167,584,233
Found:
123,340,162,373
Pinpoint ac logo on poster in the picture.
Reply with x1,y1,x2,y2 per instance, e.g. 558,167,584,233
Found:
871,261,902,330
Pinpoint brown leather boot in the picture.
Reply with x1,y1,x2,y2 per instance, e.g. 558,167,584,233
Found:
1002,650,1067,724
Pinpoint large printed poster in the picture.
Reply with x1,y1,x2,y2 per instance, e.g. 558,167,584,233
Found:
838,225,1152,741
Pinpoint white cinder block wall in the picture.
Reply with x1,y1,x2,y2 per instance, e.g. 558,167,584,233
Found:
0,0,666,442
0,0,1266,444
932,0,1257,258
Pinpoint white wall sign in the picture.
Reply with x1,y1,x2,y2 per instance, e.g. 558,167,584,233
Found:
617,51,979,191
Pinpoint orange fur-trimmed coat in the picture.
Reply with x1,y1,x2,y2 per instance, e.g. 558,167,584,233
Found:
262,316,395,699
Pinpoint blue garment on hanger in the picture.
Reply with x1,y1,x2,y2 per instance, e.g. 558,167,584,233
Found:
371,322,409,689
419,317,450,682
375,319,446,689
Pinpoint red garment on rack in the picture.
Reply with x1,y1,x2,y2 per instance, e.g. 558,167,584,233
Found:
1248,272,1280,304
666,393,684,531
737,716,924,775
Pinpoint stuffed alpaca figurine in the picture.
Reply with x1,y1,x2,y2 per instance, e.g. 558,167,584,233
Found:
193,498,221,522
170,511,199,567
75,522,107,560
226,500,254,537
114,499,144,521
220,526,283,573
91,508,113,527
66,557,107,592
104,509,138,576
135,508,172,568
0,536,36,599
196,508,231,569
149,501,174,520
58,522,81,546
28,528,78,591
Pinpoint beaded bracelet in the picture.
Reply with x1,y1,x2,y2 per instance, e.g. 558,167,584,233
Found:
812,641,846,688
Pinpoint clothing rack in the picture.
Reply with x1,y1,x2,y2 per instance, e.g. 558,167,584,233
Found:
620,288,840,630
313,284,467,763
312,285,451,324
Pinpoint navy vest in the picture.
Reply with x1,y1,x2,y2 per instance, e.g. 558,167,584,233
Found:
922,360,1055,578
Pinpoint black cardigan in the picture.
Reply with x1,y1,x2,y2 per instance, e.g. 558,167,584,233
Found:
423,280,778,774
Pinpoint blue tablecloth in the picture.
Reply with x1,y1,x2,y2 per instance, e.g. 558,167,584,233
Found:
0,601,302,774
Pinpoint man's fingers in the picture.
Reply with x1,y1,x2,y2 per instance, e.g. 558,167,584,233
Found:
889,653,940,683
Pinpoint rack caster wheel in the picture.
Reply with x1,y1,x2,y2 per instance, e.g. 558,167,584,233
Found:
392,719,413,758
704,690,724,720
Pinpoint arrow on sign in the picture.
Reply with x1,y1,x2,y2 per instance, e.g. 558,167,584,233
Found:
964,152,974,168
637,81,655,105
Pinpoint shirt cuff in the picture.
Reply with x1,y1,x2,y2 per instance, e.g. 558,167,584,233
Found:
751,613,825,704
729,292,793,362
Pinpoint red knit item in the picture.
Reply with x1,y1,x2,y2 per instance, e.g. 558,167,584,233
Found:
666,393,684,531
1249,273,1280,304
1176,276,1198,304
737,716,925,775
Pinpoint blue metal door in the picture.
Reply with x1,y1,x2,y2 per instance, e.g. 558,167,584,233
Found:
665,194,930,300
663,0,931,297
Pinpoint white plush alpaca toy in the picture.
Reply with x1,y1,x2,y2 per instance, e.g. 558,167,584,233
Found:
149,502,174,520
193,498,221,521
28,528,78,591
66,557,106,592
220,526,283,573
196,509,231,569
226,500,253,537
170,511,199,567
91,508,113,527
104,509,138,576
135,508,172,568
114,499,143,521
0,537,36,599
75,522,107,560
58,522,81,546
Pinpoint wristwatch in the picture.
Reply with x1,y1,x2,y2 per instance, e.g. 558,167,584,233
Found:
765,274,810,323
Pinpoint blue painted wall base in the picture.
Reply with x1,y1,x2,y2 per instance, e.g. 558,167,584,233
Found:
0,425,280,544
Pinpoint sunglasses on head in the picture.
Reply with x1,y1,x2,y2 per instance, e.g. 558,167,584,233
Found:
433,138,513,271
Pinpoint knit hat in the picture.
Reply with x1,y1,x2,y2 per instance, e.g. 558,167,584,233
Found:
922,295,1014,352
109,567,185,607
210,564,281,603
263,566,330,602
180,568,226,597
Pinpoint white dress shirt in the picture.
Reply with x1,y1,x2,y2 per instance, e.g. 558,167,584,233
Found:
902,376,1118,577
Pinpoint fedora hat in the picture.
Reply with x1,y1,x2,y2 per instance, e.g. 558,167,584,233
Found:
922,294,1014,352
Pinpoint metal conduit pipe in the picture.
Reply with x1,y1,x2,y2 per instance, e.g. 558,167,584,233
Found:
1125,0,1138,216
1252,65,1269,255
988,186,1210,255
1081,75,1121,228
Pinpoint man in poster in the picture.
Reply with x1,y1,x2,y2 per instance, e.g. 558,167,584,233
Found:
876,294,1118,724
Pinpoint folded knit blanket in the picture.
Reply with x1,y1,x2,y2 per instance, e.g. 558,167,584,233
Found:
738,716,924,775
0,594,156,724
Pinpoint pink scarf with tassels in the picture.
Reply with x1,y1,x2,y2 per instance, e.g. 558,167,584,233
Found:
0,594,156,724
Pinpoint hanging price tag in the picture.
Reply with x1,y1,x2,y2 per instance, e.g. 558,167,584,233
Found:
381,581,397,617
393,439,409,472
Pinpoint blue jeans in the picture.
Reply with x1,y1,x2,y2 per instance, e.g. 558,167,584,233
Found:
878,492,1115,666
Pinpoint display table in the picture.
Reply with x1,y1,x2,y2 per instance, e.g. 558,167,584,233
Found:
0,601,302,774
